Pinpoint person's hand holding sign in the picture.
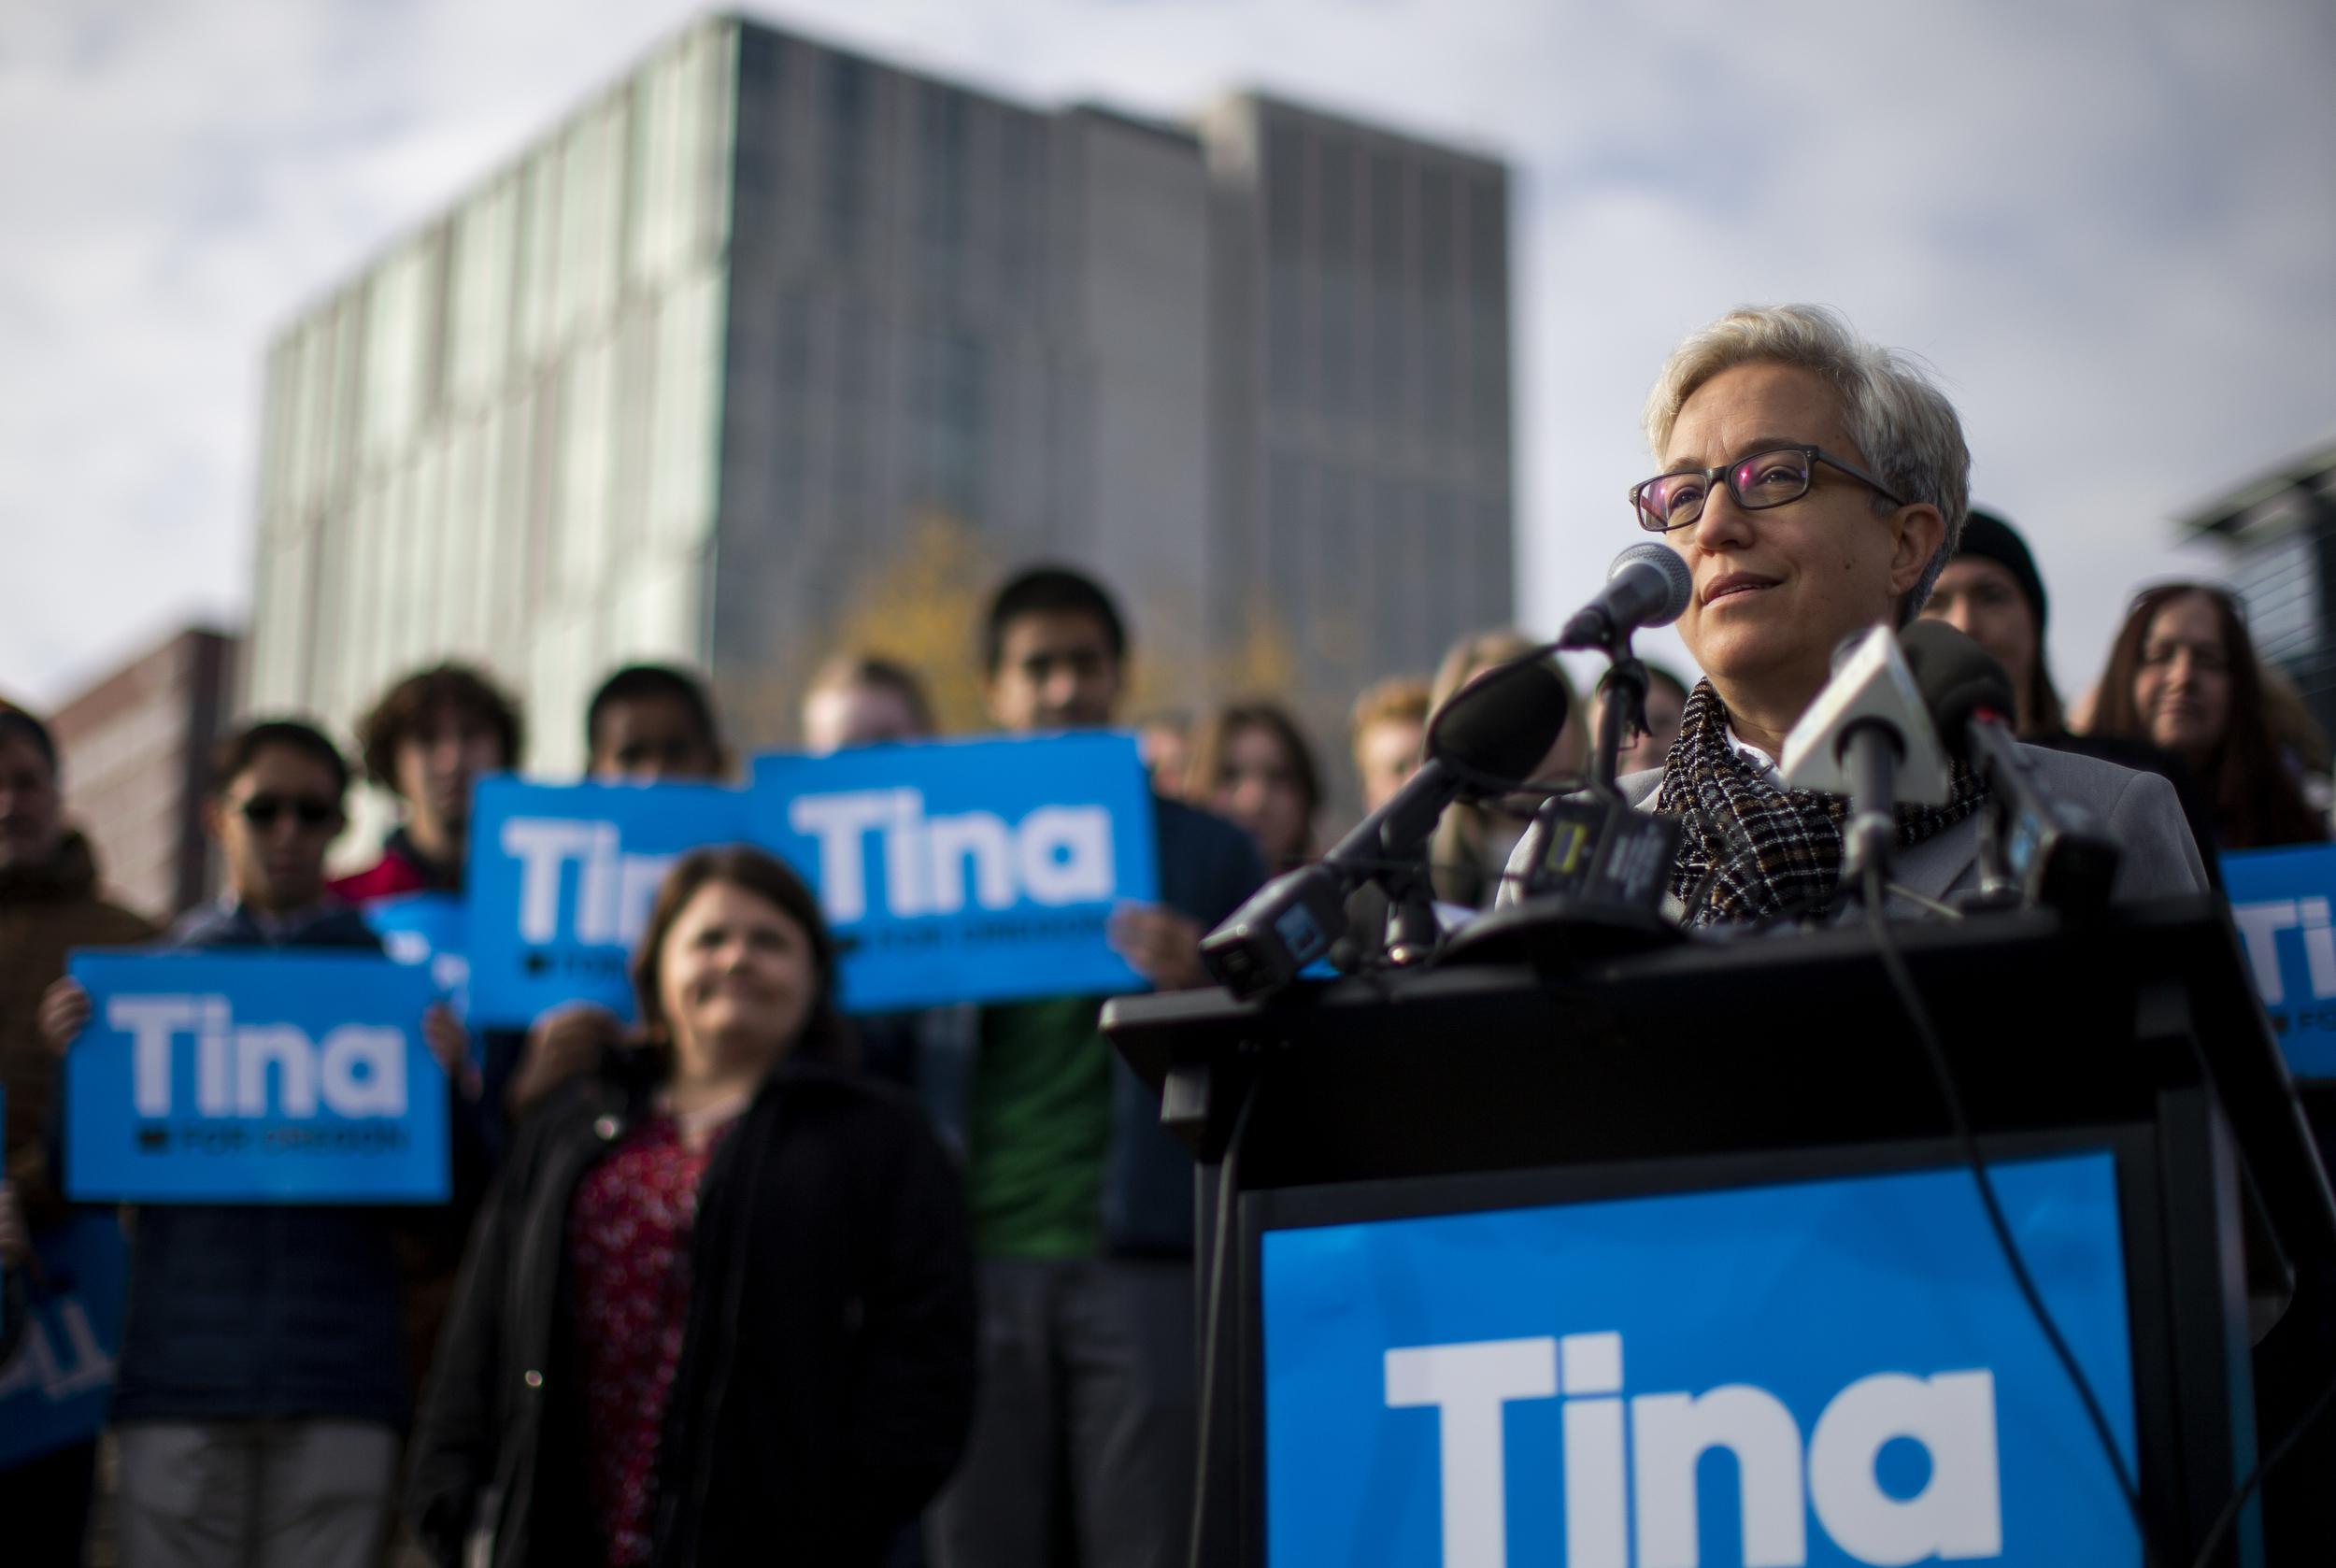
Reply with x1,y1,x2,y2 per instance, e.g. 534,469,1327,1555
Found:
422,1004,478,1101
37,976,90,1056
508,1004,623,1119
1108,905,1211,992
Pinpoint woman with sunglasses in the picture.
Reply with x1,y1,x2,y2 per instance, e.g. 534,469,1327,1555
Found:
407,845,976,1568
1567,305,2206,925
2088,584,2329,853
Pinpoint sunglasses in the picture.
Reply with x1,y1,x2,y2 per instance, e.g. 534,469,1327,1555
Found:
236,795,338,830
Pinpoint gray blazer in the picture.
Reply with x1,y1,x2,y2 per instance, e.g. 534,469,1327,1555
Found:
1503,743,2209,919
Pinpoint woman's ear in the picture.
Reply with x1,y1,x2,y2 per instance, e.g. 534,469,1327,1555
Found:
1887,504,1949,600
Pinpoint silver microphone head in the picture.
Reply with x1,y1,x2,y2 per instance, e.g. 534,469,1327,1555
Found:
1608,541,1693,629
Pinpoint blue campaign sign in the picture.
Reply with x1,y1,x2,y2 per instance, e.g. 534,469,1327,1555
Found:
64,950,449,1204
749,734,1160,1013
367,891,472,1023
1261,1152,2138,1567
0,1214,130,1469
465,777,749,1026
2222,843,2336,1077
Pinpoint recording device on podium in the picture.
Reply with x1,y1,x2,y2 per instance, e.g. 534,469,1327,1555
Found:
1899,618,2122,913
1779,624,1954,895
1197,654,1572,1001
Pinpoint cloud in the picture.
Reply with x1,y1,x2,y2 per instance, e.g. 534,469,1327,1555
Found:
4,0,2332,724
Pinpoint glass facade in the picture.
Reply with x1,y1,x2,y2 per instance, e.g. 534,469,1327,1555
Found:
247,20,735,783
244,21,1512,807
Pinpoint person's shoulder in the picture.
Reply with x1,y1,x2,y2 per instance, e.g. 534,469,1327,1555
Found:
164,903,240,948
1620,767,1665,809
2015,742,2162,809
328,848,428,906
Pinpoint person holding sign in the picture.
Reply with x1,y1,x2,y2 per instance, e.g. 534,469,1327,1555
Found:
335,663,524,903
1,704,155,1561
923,567,1264,1568
501,663,736,1124
407,846,976,1566
39,720,472,1568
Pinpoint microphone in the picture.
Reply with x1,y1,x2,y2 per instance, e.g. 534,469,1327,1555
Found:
1780,625,1954,892
1201,658,1572,999
1555,543,1694,651
1898,620,2120,912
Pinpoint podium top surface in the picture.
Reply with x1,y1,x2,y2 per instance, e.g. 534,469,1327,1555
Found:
1103,895,2335,1266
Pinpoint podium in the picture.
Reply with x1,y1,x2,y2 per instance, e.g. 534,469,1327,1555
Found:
1103,895,2335,1567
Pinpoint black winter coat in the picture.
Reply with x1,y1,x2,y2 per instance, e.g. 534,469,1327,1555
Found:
406,1056,977,1568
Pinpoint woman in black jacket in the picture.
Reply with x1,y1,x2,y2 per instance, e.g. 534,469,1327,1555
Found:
407,846,976,1568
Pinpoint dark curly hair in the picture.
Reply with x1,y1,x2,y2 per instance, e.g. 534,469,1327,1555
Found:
357,663,523,793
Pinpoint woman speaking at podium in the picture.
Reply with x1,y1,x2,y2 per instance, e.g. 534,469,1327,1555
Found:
1602,305,2204,924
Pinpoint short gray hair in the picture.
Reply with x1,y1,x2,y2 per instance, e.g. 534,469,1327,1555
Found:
1643,305,1970,625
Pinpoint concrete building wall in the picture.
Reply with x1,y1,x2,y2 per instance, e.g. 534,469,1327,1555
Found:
47,627,238,922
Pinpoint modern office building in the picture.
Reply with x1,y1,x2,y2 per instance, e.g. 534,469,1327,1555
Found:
241,15,1512,785
46,626,240,922
2182,435,2336,738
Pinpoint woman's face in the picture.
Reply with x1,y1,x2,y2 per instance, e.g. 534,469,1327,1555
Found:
1213,723,1313,864
656,881,819,1074
2132,592,2233,765
1659,362,1941,721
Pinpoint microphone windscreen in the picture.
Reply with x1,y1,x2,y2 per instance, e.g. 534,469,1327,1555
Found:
1609,541,1694,628
1428,656,1573,787
1899,620,2017,759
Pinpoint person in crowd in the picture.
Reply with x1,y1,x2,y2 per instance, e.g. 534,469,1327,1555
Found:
921,565,1263,1568
38,720,471,1568
587,663,730,782
407,846,976,1567
1135,710,1193,799
2088,582,2330,853
335,663,523,901
1427,630,1585,906
801,653,938,752
1590,663,1691,777
504,665,735,1124
1920,509,2220,870
1574,303,2202,924
1347,677,1430,816
1187,701,1322,871
0,706,155,1562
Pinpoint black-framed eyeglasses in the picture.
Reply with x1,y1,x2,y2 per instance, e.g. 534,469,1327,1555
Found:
1630,445,1907,534
237,795,337,830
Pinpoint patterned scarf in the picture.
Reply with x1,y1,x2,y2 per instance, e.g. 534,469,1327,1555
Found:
1654,679,1987,927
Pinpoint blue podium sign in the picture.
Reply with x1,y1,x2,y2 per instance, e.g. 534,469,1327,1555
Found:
1261,1152,2137,1567
2221,844,2336,1077
749,734,1160,1012
0,1214,130,1468
64,951,449,1204
465,777,749,1026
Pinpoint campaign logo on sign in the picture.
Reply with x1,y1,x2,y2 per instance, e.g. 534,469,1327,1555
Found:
0,1214,129,1469
1261,1152,2137,1567
750,734,1160,1012
465,777,748,1026
64,951,448,1204
2222,844,2336,1078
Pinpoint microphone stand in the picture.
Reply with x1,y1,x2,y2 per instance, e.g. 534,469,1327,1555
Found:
1590,645,1650,802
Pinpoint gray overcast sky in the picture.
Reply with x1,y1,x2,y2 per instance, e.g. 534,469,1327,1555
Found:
6,0,2333,712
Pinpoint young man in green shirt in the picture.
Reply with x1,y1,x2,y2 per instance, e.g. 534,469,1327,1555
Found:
925,567,1263,1568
